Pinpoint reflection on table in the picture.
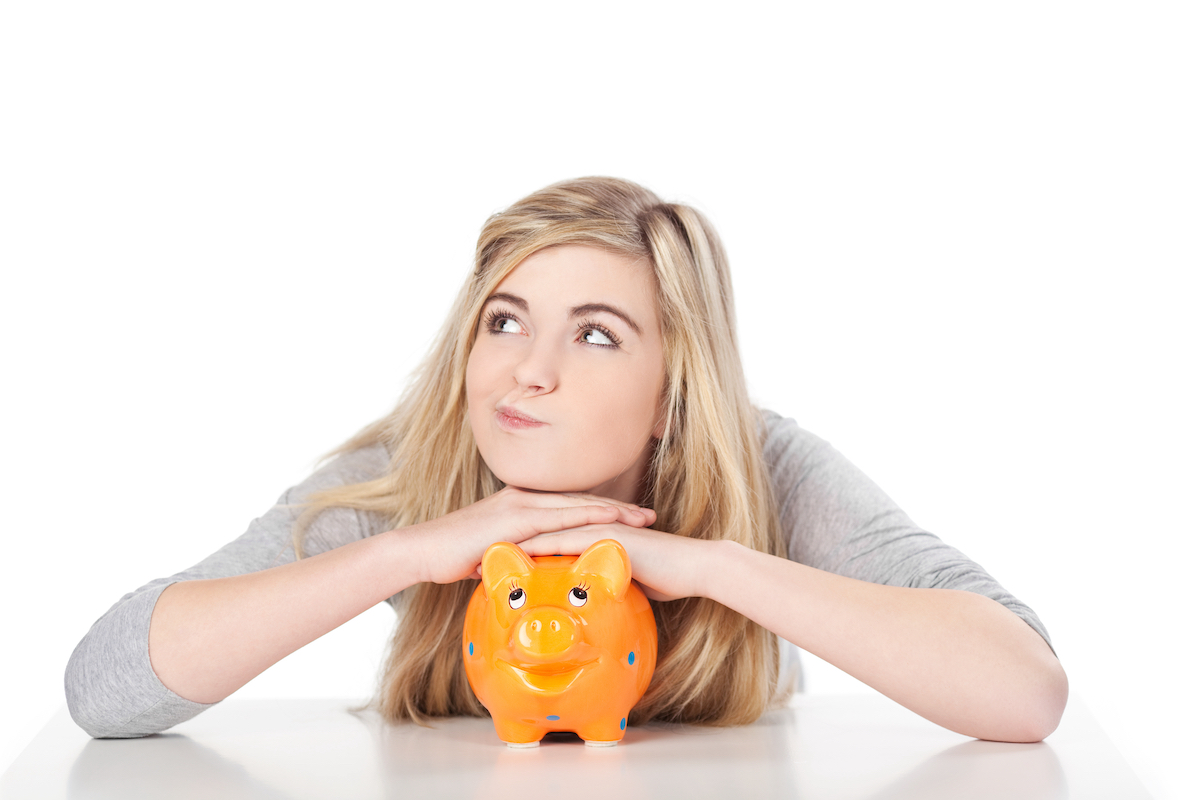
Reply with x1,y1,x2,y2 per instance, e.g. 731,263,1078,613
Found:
2,693,1149,799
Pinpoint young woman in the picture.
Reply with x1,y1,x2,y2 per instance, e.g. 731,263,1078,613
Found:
66,177,1067,743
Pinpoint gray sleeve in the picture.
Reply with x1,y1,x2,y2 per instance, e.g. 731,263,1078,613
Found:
760,410,1054,653
64,443,393,739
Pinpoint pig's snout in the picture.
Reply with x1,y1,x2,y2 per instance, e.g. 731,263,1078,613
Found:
513,607,579,662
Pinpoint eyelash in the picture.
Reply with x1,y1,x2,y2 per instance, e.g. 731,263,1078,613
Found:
482,308,622,349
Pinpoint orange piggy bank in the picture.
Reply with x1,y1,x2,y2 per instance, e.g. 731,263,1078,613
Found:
462,539,657,747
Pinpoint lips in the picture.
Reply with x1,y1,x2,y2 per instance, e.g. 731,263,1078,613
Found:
496,406,546,430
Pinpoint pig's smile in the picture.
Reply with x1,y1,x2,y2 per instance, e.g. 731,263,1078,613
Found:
500,658,599,694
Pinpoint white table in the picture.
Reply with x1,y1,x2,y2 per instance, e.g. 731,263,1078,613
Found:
2,693,1149,799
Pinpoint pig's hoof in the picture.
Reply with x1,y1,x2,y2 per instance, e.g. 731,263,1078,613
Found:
584,740,619,747
506,741,540,749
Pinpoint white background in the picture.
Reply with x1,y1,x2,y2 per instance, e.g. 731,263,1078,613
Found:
2,2,1196,797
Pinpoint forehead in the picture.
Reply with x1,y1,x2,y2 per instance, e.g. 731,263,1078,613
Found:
493,245,659,316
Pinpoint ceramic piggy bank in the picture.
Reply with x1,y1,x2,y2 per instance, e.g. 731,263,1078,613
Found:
462,539,657,747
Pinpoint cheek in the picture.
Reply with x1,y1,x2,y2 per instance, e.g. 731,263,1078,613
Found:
577,364,661,440
465,350,481,401
464,347,495,430
465,343,499,401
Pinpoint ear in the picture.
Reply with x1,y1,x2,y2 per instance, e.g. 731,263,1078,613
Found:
570,539,632,601
480,542,536,599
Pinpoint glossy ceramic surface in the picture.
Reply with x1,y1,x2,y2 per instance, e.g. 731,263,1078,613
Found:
462,540,657,746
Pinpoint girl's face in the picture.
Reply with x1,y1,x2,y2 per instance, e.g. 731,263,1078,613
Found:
465,245,665,504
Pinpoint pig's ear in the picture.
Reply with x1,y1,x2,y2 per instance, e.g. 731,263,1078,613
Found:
571,539,632,601
480,542,536,599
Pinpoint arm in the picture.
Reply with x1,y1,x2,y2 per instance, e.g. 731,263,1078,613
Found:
147,527,421,704
65,444,397,738
521,412,1067,742
704,540,1066,742
754,413,1066,740
66,443,655,738
524,527,1066,743
149,491,654,705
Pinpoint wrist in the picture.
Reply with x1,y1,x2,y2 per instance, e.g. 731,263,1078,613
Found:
382,524,432,588
695,538,744,601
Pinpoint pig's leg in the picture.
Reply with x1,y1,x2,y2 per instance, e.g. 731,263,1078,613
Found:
493,718,545,747
577,714,628,746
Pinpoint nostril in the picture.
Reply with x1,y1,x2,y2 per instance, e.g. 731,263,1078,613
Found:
532,620,541,633
550,620,560,632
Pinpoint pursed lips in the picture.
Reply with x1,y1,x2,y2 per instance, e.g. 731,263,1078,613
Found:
496,406,546,429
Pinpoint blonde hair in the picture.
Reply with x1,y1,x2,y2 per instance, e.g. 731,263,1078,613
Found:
293,177,790,726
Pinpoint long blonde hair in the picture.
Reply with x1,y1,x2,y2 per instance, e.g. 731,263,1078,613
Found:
293,177,789,725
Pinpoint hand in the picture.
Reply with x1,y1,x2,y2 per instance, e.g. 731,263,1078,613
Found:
398,487,657,585
519,522,718,602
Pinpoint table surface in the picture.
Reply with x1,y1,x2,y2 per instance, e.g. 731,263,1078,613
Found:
2,693,1149,799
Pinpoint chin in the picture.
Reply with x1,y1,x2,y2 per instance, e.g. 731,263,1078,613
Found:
497,475,583,494
489,464,598,495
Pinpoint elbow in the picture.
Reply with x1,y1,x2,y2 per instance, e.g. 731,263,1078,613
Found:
988,656,1069,743
65,642,118,739
1027,658,1069,742
64,632,169,739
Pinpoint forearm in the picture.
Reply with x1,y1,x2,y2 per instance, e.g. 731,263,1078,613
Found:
149,527,420,704
704,541,1067,742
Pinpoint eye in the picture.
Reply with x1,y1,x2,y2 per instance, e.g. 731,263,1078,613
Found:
508,588,526,609
577,319,621,348
484,308,524,336
581,327,615,346
569,587,587,607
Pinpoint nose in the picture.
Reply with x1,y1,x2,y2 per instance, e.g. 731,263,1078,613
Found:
511,337,560,396
513,607,579,662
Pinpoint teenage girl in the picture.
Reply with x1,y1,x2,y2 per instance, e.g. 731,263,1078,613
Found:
66,177,1067,742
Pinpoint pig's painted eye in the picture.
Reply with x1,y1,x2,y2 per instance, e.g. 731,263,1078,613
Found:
569,587,588,607
508,588,526,609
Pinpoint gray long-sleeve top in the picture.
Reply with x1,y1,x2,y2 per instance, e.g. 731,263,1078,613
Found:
65,410,1053,738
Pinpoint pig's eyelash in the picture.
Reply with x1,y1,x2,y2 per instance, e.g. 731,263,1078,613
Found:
576,581,590,592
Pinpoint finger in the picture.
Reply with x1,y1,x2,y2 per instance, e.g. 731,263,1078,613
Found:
520,522,636,556
508,490,653,527
562,491,651,513
511,490,626,512
518,505,621,538
612,505,655,527
559,493,656,526
519,531,591,557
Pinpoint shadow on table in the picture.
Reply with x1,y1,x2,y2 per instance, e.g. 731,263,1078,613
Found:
69,734,294,800
861,739,1066,800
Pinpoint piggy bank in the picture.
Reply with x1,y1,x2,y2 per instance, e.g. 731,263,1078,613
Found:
462,539,657,747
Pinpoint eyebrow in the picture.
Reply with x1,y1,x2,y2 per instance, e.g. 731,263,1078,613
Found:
483,293,644,337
